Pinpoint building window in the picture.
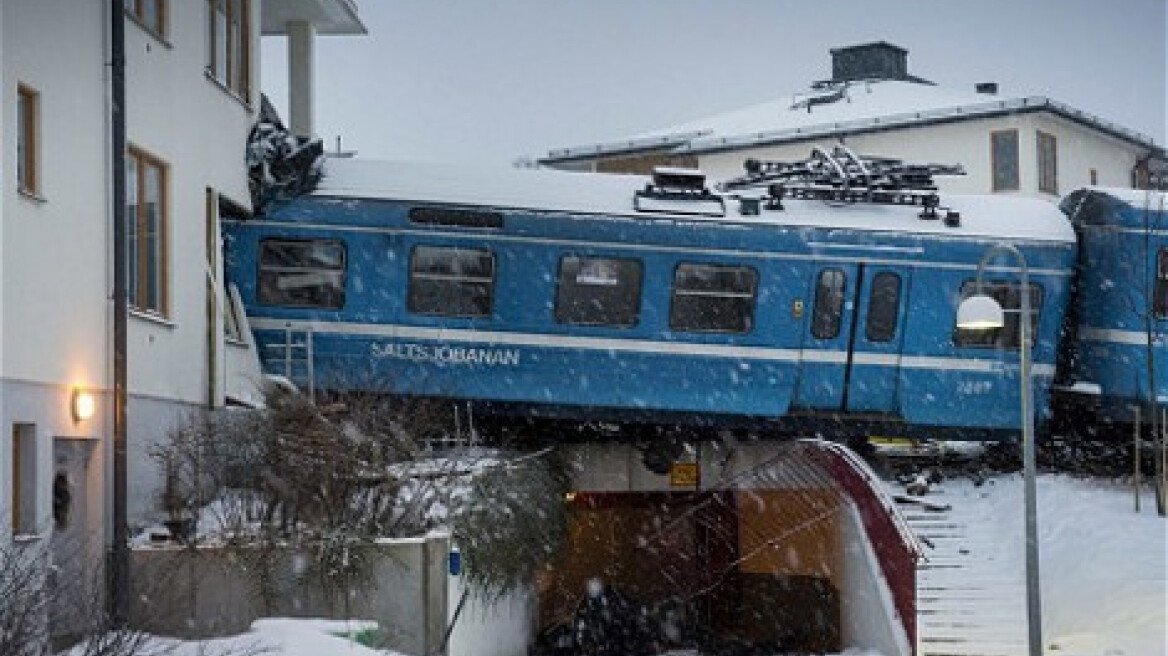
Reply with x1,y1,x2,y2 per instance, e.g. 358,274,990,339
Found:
865,272,902,343
812,269,847,339
16,84,39,196
127,148,169,315
1154,250,1168,319
124,0,166,37
11,424,37,536
258,239,346,309
1037,131,1058,195
954,281,1043,349
207,0,251,98
409,246,495,318
991,129,1019,192
556,257,643,327
1089,168,1099,186
669,263,757,334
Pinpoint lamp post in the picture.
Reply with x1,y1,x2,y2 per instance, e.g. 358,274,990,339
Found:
955,242,1043,656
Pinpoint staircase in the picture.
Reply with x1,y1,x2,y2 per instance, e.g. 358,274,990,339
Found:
899,482,1029,656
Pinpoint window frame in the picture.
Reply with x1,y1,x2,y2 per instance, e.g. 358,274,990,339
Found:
206,0,251,100
991,129,1020,192
408,245,496,319
954,280,1044,350
668,262,759,334
554,255,644,328
16,84,40,197
126,146,170,317
1037,130,1058,195
11,423,38,537
257,238,347,310
124,0,167,39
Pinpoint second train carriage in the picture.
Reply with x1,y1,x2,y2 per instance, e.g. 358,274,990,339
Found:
1055,187,1168,435
223,158,1077,440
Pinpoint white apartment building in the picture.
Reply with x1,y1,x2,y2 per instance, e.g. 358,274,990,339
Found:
541,43,1166,199
2,0,364,639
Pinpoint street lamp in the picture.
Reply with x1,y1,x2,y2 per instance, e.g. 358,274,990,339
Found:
955,242,1043,656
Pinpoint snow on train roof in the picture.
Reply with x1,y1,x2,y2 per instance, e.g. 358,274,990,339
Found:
316,158,1075,244
1083,186,1168,210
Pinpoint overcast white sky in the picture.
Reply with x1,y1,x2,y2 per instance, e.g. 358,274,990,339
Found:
261,0,1167,167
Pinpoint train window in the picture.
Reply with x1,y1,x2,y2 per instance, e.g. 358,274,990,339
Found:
1155,250,1168,319
954,281,1043,349
811,269,846,339
258,239,346,309
556,256,643,327
409,207,504,229
865,272,902,343
409,246,495,318
669,263,757,333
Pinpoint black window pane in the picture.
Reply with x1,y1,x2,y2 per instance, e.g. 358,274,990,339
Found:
1156,250,1168,319
992,130,1019,192
865,272,901,343
408,246,495,318
409,206,504,229
257,239,346,309
812,269,846,339
556,257,642,327
670,264,757,333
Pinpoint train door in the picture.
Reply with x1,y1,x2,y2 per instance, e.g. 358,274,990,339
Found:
794,264,859,410
845,266,910,413
795,264,910,413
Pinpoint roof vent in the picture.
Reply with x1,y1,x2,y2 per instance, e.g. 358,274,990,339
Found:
634,167,725,217
976,82,999,95
651,167,707,192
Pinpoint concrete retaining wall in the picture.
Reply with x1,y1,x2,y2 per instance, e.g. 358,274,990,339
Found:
130,536,449,655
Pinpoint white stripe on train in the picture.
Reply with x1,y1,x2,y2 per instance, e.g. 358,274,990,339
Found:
251,317,1057,377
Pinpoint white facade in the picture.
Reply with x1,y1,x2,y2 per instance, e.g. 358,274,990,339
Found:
2,3,363,641
542,46,1162,200
695,111,1149,200
2,0,112,560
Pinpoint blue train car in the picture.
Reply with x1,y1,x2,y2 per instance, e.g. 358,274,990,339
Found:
223,158,1076,440
1058,187,1168,432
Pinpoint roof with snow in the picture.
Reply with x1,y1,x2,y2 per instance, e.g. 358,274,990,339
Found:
542,79,1157,163
314,158,1075,244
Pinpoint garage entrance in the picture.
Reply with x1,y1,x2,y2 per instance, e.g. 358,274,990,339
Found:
537,487,844,654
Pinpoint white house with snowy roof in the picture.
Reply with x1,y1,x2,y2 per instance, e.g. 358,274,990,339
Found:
541,42,1166,200
1,0,364,642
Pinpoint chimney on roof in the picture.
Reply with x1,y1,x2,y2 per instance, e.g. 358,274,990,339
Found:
975,82,999,95
830,42,910,83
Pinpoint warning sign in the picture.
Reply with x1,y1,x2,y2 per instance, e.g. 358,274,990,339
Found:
669,462,700,488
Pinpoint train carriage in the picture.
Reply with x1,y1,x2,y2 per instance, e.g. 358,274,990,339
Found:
223,157,1076,440
1057,187,1168,434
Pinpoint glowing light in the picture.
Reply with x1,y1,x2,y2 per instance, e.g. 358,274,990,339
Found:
72,389,96,422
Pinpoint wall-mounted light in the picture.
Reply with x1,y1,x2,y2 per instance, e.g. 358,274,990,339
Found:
72,389,96,423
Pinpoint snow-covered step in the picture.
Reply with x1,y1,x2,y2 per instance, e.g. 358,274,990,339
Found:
892,479,1031,656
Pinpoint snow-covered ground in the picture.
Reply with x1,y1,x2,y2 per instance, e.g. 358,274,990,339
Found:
910,473,1166,656
58,619,406,656
63,474,1165,656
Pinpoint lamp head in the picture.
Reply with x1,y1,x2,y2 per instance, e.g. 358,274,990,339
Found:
72,389,96,422
956,293,1005,331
